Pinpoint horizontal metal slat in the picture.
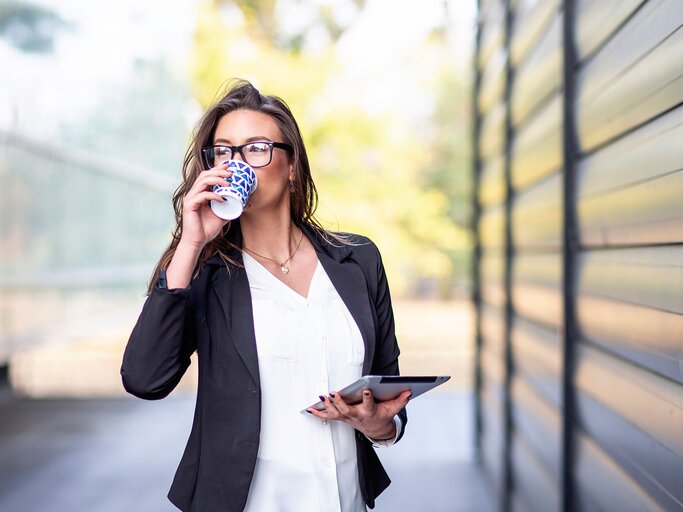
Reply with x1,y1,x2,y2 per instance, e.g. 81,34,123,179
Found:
512,285,562,329
577,0,682,105
481,248,506,307
482,345,506,390
577,0,683,151
511,315,562,406
510,14,562,126
512,252,562,328
512,172,562,249
479,101,507,163
479,49,508,114
575,0,646,61
577,393,683,509
575,431,667,512
510,433,561,512
478,154,506,208
576,343,683,508
481,379,506,499
577,105,683,197
510,94,562,190
578,167,683,246
481,303,506,355
479,204,506,249
482,430,505,502
511,375,562,478
480,372,505,500
511,253,562,327
513,251,562,285
510,0,560,67
577,293,683,384
481,281,505,309
577,106,683,246
478,0,507,72
579,247,683,313
576,343,683,461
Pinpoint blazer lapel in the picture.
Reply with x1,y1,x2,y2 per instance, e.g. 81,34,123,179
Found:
316,248,376,376
211,263,261,388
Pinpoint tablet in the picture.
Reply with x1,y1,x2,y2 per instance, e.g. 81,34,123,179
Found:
302,375,451,413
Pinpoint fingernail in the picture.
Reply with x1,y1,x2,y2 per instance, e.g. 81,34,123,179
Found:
329,393,336,398
306,409,313,414
364,390,370,396
319,395,326,402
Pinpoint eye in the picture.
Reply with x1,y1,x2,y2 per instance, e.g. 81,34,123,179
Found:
215,146,231,157
246,142,269,153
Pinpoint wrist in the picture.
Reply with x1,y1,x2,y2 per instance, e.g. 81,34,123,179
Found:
177,237,206,253
166,239,204,290
365,420,396,441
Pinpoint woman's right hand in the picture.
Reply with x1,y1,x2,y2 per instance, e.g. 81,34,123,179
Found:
180,162,233,248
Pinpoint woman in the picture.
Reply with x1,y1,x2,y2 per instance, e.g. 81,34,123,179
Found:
121,79,409,512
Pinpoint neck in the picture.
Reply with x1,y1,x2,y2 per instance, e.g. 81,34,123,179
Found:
240,210,299,262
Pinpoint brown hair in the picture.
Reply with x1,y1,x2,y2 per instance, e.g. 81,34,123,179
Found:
147,79,329,293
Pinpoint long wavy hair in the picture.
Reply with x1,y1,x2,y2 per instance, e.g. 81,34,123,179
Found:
147,79,330,293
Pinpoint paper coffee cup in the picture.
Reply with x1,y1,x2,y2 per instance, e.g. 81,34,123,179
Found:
210,160,258,220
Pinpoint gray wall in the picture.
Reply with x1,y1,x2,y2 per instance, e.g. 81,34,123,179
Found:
472,0,683,510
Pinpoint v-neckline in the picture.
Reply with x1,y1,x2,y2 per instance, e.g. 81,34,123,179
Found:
242,251,320,301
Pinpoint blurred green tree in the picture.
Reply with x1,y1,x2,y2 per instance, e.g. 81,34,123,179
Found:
191,0,470,297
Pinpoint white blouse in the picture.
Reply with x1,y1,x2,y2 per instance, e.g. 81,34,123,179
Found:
242,252,368,512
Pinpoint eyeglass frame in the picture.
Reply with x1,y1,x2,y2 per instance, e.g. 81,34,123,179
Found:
202,141,294,169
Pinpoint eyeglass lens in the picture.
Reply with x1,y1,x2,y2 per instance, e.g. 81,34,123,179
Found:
210,143,272,168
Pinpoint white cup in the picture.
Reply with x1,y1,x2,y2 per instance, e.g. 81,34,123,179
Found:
210,160,258,220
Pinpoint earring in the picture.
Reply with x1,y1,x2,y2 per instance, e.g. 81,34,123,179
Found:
289,180,295,193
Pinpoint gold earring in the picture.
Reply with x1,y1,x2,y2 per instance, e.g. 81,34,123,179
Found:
289,180,295,193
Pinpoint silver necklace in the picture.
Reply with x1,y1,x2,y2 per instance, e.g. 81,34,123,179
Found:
243,231,304,274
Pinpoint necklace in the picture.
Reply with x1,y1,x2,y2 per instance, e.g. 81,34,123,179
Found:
243,230,304,274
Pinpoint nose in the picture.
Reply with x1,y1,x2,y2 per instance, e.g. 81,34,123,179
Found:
231,147,246,163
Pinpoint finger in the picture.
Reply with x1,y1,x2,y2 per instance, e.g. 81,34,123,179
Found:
361,389,377,413
328,391,353,416
377,390,412,417
207,161,232,171
306,407,327,420
319,395,345,419
191,173,233,192
196,167,232,182
397,389,412,407
184,191,225,211
186,178,232,201
206,168,233,179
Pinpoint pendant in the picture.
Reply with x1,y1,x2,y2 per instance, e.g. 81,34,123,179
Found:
280,264,290,274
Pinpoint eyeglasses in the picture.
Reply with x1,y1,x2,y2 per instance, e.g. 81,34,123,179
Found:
202,141,293,169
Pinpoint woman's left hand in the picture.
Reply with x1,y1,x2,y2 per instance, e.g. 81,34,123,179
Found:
307,389,411,441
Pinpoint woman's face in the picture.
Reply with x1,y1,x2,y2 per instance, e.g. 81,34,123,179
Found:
212,109,294,216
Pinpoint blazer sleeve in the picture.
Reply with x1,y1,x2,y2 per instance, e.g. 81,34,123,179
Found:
120,272,197,400
366,241,408,442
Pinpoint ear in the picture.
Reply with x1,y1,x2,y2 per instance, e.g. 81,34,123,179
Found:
288,163,295,182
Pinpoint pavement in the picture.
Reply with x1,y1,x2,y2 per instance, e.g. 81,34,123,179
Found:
0,390,493,512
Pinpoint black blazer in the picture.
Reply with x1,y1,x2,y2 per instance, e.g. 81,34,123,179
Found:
121,223,407,512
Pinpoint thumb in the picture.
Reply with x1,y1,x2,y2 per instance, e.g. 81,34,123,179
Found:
399,389,412,406
362,389,376,412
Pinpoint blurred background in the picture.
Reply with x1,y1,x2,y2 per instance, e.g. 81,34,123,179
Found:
0,0,476,395
0,1,484,511
2,0,681,511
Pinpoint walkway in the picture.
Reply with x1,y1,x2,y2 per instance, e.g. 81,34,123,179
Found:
0,390,492,512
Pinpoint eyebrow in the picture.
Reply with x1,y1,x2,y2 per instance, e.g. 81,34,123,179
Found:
213,136,274,145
